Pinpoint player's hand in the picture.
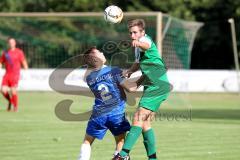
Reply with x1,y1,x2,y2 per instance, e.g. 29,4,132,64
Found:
22,70,31,81
132,40,140,47
122,70,133,78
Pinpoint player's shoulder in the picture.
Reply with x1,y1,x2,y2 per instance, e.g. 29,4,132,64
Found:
86,66,110,79
109,66,123,74
139,34,152,44
109,66,119,70
14,48,24,54
139,34,151,40
99,65,122,73
101,65,111,71
85,69,93,80
86,68,96,80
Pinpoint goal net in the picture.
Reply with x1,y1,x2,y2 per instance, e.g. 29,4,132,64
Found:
162,14,203,69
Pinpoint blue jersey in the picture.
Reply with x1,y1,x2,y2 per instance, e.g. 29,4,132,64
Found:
86,66,126,118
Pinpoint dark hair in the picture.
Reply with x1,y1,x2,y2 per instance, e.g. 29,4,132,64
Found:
7,37,16,41
83,46,97,68
127,19,145,31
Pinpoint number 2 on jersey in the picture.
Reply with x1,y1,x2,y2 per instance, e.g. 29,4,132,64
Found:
98,84,112,101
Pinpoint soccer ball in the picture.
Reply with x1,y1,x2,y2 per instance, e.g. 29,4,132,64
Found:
104,5,123,24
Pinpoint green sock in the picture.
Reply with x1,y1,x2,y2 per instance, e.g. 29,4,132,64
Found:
143,128,157,160
120,126,142,156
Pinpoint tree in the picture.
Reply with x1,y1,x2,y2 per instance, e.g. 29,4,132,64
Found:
0,0,239,68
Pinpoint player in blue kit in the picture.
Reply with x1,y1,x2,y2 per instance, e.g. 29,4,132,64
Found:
77,46,141,160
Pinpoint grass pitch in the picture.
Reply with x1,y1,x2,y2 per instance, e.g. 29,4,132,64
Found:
0,92,240,160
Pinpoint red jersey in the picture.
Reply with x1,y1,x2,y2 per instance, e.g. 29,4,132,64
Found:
0,48,25,76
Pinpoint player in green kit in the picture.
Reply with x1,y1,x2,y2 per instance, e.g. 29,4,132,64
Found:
114,19,171,160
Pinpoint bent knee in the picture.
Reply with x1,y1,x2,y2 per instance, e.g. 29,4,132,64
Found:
1,86,9,93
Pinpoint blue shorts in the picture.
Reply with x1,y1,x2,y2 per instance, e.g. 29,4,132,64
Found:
86,113,130,140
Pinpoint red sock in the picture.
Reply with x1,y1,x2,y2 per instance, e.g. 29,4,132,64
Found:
11,94,18,109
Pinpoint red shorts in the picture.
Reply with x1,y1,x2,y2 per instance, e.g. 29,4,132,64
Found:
1,74,20,88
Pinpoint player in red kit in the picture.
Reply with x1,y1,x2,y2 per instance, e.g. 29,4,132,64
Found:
0,38,28,112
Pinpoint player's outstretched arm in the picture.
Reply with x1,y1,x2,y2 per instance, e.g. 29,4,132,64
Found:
136,75,146,87
132,40,150,51
22,59,28,70
123,62,140,78
120,80,138,92
120,74,146,92
0,52,4,68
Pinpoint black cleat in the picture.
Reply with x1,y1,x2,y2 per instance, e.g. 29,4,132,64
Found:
113,153,130,160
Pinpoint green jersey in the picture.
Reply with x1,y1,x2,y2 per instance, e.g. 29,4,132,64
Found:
135,34,170,112
135,34,164,66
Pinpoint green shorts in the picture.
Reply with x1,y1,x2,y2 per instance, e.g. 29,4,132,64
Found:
139,82,170,112
139,62,171,112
